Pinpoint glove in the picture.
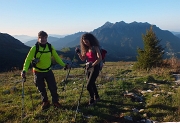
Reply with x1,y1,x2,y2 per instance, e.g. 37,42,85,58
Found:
75,47,80,54
86,62,93,70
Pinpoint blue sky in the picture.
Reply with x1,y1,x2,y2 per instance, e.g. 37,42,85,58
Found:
0,0,180,36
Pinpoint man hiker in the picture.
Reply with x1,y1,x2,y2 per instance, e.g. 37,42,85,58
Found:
21,31,69,110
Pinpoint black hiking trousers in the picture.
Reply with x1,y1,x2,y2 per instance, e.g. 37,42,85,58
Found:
34,70,59,103
86,64,100,101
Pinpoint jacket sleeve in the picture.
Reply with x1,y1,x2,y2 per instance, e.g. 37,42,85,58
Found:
23,46,36,72
51,46,66,67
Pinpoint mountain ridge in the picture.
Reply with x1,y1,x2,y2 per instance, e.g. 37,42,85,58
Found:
0,33,30,72
1,21,180,72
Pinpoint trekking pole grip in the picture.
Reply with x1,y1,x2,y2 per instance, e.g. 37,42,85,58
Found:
64,63,69,70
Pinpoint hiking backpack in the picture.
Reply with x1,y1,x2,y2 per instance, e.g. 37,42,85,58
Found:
32,42,53,71
34,42,52,58
91,46,107,71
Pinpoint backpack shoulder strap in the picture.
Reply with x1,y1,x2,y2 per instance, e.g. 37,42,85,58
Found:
91,46,97,58
34,42,52,58
47,42,52,54
92,46,102,60
34,42,39,58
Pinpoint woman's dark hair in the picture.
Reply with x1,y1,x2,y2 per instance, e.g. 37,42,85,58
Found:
82,33,99,46
80,33,99,54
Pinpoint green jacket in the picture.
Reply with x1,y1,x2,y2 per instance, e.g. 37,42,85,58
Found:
23,43,66,72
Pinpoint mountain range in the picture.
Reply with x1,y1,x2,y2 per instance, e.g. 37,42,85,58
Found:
24,32,86,50
25,36,60,47
92,21,180,60
25,21,180,60
1,21,180,72
13,34,66,43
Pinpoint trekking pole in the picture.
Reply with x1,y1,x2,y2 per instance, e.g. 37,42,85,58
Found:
63,52,76,100
64,52,76,82
21,77,26,123
74,67,94,122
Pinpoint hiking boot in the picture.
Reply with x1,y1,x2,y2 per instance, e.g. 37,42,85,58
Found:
42,101,50,110
53,102,61,108
94,95,100,103
95,97,100,103
88,98,95,106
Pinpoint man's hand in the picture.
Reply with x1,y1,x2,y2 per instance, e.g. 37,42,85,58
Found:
21,71,26,82
64,63,70,70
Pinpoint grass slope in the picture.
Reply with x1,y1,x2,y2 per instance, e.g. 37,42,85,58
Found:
0,62,180,122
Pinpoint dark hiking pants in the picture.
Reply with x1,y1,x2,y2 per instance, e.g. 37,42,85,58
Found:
86,65,100,100
34,70,59,103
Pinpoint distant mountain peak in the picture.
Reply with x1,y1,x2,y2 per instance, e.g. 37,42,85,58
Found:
116,21,126,24
114,21,126,26
104,21,113,25
101,21,114,28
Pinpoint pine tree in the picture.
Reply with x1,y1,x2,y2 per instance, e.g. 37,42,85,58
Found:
134,26,164,70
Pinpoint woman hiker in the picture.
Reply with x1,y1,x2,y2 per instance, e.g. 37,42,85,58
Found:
75,33,102,106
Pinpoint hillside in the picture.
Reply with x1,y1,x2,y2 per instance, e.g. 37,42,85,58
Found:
175,34,180,39
0,62,180,122
0,33,30,72
0,33,75,72
92,21,180,60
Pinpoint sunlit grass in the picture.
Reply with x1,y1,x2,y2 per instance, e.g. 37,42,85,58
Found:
0,61,180,122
